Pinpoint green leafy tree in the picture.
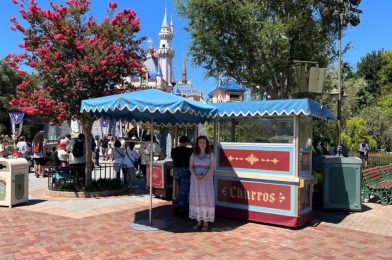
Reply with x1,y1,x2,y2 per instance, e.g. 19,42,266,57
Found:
7,0,146,186
0,60,22,133
377,50,392,95
341,117,376,152
356,50,385,107
376,93,392,114
341,76,365,118
176,0,358,99
360,106,392,151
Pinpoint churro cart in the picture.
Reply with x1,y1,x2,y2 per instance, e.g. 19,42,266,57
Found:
146,160,174,199
212,99,334,227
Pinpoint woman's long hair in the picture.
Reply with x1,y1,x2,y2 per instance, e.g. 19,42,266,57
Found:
193,135,211,155
33,131,45,144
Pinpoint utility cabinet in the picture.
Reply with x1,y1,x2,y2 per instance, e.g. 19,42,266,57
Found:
322,156,362,211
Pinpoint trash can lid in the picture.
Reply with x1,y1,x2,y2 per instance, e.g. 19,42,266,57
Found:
322,155,362,164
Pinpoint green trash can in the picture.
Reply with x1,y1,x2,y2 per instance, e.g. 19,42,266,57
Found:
322,156,362,211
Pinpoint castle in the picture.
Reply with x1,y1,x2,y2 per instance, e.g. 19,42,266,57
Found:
128,9,202,101
46,9,247,140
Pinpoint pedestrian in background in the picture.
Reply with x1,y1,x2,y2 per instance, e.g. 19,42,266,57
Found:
32,131,45,178
358,139,370,167
107,134,114,161
67,133,86,179
16,136,28,159
123,142,139,188
94,135,101,167
171,135,193,218
329,143,337,156
100,135,108,161
57,142,69,165
112,140,124,179
0,137,5,157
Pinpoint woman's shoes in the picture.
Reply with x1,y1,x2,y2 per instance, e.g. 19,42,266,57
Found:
193,222,202,230
193,222,209,231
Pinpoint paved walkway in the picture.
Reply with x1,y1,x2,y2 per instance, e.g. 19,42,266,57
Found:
0,173,391,259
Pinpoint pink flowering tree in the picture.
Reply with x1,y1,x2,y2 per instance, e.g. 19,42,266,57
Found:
7,0,146,186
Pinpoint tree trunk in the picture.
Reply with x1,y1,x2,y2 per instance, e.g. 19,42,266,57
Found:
80,119,94,188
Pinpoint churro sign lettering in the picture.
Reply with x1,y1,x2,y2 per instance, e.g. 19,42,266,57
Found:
217,180,291,211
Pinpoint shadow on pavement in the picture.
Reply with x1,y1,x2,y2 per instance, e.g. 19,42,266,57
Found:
310,203,372,226
17,199,47,206
133,204,247,233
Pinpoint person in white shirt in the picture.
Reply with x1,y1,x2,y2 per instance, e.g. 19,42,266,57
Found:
16,136,28,159
107,135,114,161
123,142,140,188
57,143,69,165
120,137,126,149
112,140,125,179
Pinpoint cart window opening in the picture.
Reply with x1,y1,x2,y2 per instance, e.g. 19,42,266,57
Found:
219,118,294,143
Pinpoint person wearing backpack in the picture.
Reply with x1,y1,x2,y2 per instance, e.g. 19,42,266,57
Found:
67,133,86,180
32,131,45,178
123,142,140,188
16,136,28,160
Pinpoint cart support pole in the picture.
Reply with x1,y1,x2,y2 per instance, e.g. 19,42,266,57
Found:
149,119,154,225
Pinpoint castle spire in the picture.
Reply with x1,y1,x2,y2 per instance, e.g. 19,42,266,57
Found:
161,7,169,28
170,16,174,34
182,56,187,84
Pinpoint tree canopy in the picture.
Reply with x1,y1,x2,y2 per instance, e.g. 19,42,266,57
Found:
176,0,351,99
6,0,147,186
6,0,146,124
0,60,22,133
341,117,376,152
355,50,385,108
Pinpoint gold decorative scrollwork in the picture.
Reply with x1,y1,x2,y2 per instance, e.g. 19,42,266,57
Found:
226,153,280,166
245,153,259,166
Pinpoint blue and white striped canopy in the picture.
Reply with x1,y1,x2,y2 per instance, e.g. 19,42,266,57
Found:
80,89,218,126
211,99,335,120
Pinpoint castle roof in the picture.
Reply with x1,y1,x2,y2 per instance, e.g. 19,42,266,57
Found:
131,55,161,81
172,82,196,97
208,80,247,98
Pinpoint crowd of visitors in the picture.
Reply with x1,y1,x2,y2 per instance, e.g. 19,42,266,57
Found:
3,130,216,230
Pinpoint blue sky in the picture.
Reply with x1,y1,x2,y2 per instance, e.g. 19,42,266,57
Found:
0,0,391,97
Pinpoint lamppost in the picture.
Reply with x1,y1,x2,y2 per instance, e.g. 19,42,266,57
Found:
321,0,362,154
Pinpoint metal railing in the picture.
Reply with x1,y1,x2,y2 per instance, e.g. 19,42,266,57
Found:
46,162,127,192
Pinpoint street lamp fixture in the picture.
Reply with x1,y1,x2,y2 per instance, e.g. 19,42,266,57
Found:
320,0,362,155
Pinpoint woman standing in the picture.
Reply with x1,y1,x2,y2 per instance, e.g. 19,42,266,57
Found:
189,136,215,231
32,131,45,178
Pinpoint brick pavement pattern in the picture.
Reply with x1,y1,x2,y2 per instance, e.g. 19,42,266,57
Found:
0,173,391,259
